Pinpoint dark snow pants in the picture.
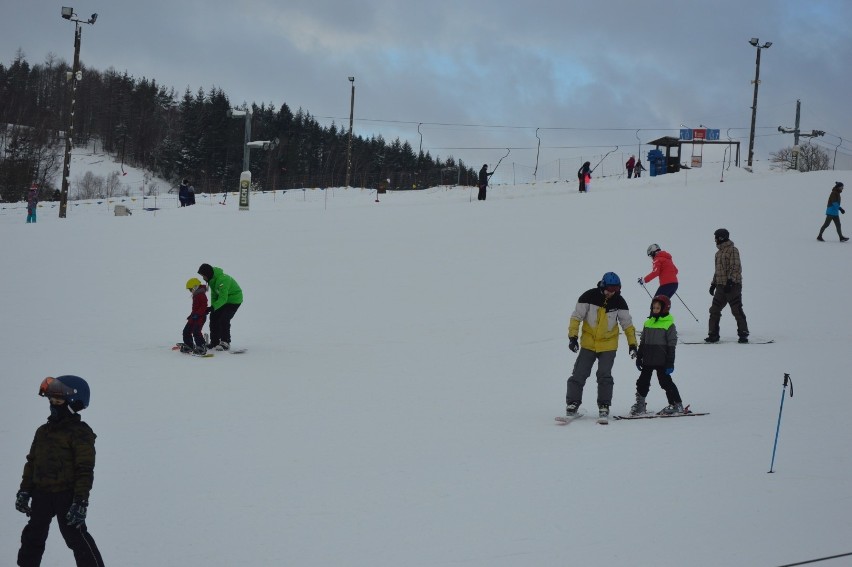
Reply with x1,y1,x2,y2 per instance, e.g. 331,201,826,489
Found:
18,490,104,567
566,348,616,407
818,215,844,239
183,315,207,347
635,366,682,405
477,184,487,200
209,303,240,346
708,284,749,339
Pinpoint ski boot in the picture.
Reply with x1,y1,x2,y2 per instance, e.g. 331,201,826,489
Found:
218,341,230,351
565,402,580,417
193,344,207,356
658,403,684,415
629,394,647,416
178,343,193,354
597,404,610,424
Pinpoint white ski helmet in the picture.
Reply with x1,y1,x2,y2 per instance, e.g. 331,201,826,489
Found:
647,243,661,257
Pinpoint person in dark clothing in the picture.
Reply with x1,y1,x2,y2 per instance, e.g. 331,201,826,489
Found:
817,181,848,242
631,295,683,416
626,155,636,179
477,164,493,201
178,179,191,207
634,160,645,178
577,162,591,193
16,375,105,567
198,263,243,350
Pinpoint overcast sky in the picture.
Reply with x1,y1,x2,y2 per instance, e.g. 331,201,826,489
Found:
3,1,852,176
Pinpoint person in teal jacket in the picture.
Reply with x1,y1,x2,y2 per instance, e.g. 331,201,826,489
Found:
197,263,243,350
817,181,848,242
631,295,683,416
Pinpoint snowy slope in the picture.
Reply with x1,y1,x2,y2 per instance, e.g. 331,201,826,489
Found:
1,157,851,567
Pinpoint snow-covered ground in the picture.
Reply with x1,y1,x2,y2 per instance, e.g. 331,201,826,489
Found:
1,154,851,566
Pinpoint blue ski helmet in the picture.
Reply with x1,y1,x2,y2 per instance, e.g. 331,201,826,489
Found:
39,375,90,412
598,272,621,291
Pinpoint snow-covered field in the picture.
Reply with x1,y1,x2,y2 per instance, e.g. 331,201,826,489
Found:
1,156,851,566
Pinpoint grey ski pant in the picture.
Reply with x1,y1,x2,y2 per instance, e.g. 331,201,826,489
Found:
566,348,616,407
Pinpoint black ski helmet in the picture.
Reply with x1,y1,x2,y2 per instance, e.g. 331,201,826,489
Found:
39,375,90,412
714,228,730,243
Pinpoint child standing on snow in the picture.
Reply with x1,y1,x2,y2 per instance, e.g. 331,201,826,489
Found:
180,278,208,355
631,295,683,416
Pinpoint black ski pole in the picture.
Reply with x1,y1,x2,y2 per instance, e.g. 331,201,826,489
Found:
768,373,793,473
637,279,652,298
674,292,699,322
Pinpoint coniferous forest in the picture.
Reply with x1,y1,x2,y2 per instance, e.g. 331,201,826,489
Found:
0,52,477,202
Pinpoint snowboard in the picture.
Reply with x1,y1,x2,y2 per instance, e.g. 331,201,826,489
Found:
172,346,214,357
173,343,246,355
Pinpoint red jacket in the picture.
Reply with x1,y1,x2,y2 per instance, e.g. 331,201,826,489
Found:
643,251,678,285
188,285,209,319
626,157,636,169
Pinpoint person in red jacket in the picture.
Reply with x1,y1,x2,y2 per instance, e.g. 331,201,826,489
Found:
626,155,636,179
179,278,209,355
638,244,679,298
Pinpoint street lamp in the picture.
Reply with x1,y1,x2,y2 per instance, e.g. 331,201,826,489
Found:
58,7,98,218
746,37,771,168
345,76,355,187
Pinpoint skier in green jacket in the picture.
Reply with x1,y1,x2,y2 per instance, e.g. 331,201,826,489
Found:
198,263,243,350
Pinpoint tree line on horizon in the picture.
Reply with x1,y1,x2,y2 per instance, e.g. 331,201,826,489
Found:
0,51,476,202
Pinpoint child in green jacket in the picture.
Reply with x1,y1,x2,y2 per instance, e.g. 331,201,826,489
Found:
631,295,684,415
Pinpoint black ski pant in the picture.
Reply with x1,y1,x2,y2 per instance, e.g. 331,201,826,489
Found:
477,184,487,200
578,177,586,192
18,489,104,567
818,215,844,239
636,366,681,405
708,284,749,339
182,315,207,347
209,302,240,345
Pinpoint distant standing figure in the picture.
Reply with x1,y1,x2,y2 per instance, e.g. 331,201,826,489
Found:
26,183,38,223
634,160,645,178
626,155,636,179
577,161,591,193
178,179,191,207
639,243,679,298
817,181,848,242
478,164,493,201
706,228,749,343
187,183,196,206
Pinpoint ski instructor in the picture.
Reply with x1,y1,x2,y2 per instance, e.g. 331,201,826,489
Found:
565,272,638,422
197,263,243,351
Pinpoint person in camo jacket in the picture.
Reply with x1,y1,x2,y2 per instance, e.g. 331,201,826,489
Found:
706,228,749,343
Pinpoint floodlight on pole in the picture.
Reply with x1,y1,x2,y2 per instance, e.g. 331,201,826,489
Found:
345,76,355,187
746,37,771,168
58,6,97,219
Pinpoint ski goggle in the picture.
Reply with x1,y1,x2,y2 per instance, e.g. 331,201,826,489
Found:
38,376,76,399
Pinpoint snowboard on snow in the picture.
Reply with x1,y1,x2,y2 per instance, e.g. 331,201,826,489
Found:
172,344,246,356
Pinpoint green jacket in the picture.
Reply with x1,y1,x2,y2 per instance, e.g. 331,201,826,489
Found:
20,411,97,500
637,313,677,368
208,266,243,311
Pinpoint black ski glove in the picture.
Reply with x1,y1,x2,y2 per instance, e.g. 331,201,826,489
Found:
629,345,638,359
66,499,88,527
709,284,716,296
841,207,846,214
15,491,31,516
568,337,579,353
635,358,643,371
724,279,733,293
637,277,644,285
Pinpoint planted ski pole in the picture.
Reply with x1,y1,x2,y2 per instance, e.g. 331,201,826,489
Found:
637,279,653,298
674,292,699,322
768,373,793,473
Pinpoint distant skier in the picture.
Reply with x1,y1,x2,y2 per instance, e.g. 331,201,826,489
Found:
16,375,105,567
26,183,38,223
577,162,591,193
178,179,191,207
816,181,848,242
478,164,493,201
638,244,679,298
178,277,209,355
565,272,638,422
626,155,636,179
632,295,683,416
198,263,243,351
706,228,749,343
634,160,645,178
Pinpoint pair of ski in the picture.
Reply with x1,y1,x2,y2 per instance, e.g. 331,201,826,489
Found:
172,344,246,357
555,405,708,425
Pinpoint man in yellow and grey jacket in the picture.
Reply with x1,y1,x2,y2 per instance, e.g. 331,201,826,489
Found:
565,272,638,421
